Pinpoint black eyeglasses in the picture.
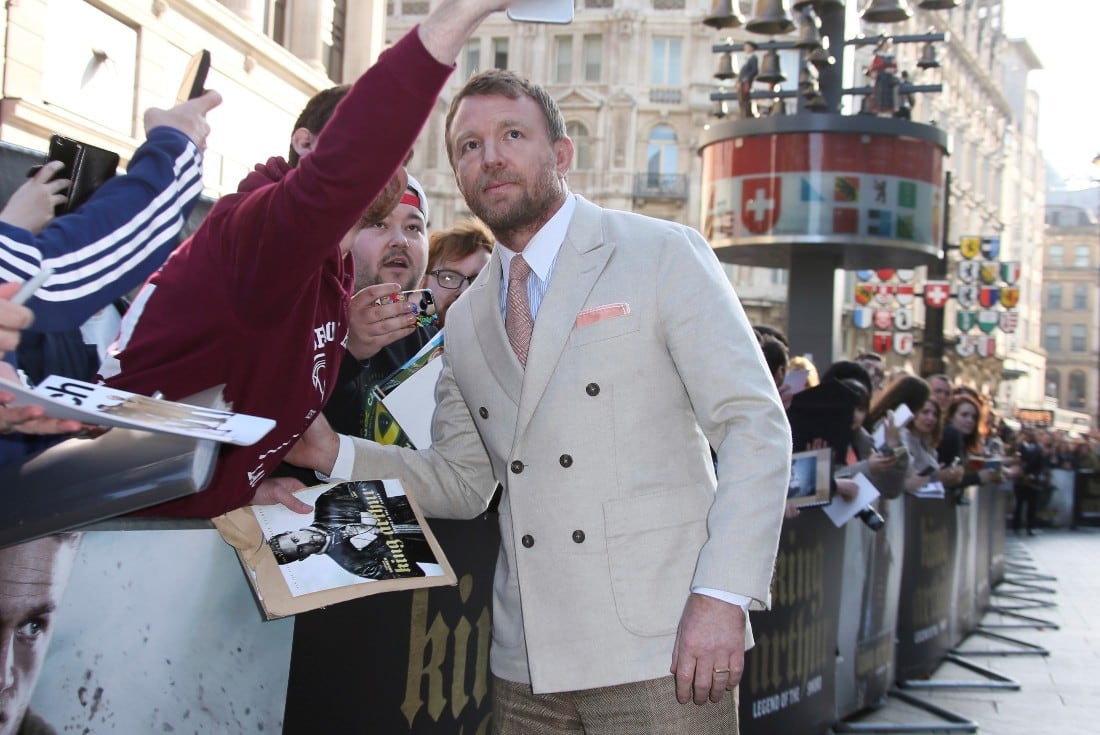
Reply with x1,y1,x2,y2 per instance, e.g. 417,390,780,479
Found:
429,269,478,290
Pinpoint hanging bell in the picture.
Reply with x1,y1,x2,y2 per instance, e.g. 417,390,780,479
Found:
805,92,828,110
715,52,737,80
916,41,940,69
769,94,788,116
796,8,822,49
918,0,959,8
746,0,796,35
756,48,786,84
712,97,730,118
703,0,746,30
807,37,834,68
860,0,912,23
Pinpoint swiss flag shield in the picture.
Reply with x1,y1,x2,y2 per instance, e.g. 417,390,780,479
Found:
741,177,781,234
924,281,950,308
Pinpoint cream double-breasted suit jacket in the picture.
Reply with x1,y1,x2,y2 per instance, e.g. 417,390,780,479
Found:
348,196,790,694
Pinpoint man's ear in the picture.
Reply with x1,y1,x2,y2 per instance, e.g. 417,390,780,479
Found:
291,127,318,160
554,136,575,177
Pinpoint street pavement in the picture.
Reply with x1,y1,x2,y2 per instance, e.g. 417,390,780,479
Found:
830,527,1100,734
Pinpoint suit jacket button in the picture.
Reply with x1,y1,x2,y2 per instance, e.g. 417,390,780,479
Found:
572,530,585,543
510,460,524,474
559,454,573,468
479,407,489,419
586,383,600,396
521,534,535,548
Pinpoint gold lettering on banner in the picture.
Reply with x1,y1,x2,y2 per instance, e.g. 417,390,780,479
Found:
748,529,829,696
401,574,492,727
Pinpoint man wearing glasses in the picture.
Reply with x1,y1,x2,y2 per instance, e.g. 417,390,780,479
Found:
421,218,493,325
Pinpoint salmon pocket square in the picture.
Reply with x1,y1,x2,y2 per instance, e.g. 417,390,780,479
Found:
575,303,630,328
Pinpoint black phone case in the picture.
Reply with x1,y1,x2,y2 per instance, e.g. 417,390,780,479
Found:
46,135,120,216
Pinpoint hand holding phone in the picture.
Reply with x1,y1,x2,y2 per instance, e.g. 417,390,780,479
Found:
374,289,439,328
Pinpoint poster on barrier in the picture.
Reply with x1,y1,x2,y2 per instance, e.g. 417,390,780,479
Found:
283,514,500,733
739,510,843,735
895,494,959,681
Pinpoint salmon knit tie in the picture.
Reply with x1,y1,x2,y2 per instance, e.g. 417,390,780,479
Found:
506,255,534,367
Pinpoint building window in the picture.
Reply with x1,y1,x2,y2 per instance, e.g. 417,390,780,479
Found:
1047,283,1062,310
1049,243,1063,265
646,124,678,186
651,37,682,86
1045,324,1061,353
463,38,480,78
1073,283,1088,310
322,0,346,83
583,35,602,82
1069,371,1087,409
1071,324,1087,352
1074,245,1090,268
567,121,592,170
492,37,509,70
1045,368,1059,399
554,36,573,83
265,0,287,46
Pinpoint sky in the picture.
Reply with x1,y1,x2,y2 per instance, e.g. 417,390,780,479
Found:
1002,0,1100,189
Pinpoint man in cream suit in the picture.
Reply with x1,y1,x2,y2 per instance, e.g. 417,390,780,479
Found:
289,70,791,734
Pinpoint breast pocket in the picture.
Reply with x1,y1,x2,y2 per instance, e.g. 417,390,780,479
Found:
571,312,640,347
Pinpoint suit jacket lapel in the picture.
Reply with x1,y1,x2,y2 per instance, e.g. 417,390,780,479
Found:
516,198,613,438
469,249,523,406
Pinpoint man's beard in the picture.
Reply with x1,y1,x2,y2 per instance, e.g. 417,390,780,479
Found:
465,164,563,241
354,262,421,294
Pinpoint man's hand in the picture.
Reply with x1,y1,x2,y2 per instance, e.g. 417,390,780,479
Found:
251,476,313,514
867,451,898,475
284,412,341,477
1,161,68,235
0,282,34,353
670,593,746,705
144,89,223,151
346,282,421,360
0,361,83,435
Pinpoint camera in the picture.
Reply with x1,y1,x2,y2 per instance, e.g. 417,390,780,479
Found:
857,506,885,532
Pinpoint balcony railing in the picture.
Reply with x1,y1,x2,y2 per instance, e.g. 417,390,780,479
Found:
648,88,682,105
633,173,688,201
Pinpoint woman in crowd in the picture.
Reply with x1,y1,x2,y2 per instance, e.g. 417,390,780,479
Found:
833,375,908,500
901,398,965,492
938,393,1002,491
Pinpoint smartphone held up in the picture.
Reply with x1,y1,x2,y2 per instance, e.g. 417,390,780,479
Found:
375,289,439,329
177,50,211,104
507,0,574,24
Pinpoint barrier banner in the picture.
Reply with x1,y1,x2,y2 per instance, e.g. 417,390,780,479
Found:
850,497,904,710
284,515,499,734
1072,470,1100,528
973,484,996,614
895,495,958,680
740,510,843,735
